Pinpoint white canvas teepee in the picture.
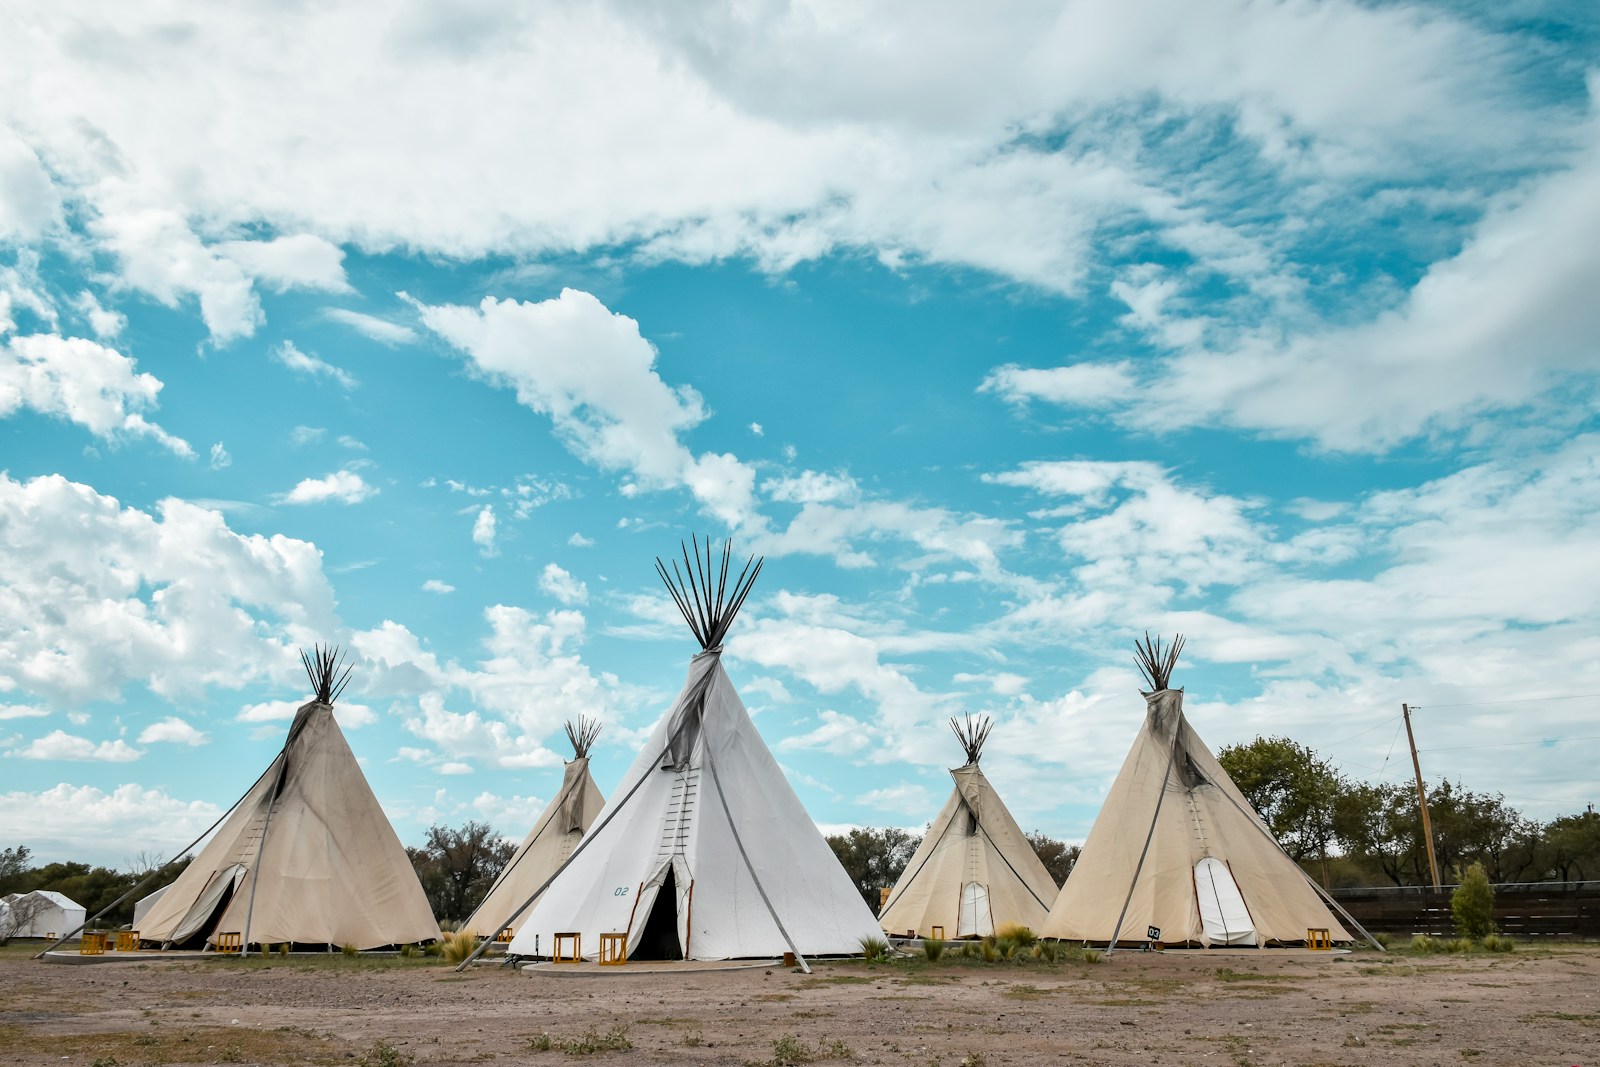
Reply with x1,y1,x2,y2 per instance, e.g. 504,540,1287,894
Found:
463,718,606,939
138,647,439,951
1043,635,1359,948
504,539,882,964
878,716,1059,939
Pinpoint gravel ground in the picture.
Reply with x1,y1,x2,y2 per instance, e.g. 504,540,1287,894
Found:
2,943,1597,1066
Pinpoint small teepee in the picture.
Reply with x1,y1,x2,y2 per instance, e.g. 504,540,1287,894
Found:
137,647,438,950
463,718,605,939
503,538,882,964
1042,635,1363,948
878,716,1059,939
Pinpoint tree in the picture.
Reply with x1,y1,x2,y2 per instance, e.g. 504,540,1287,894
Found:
1025,831,1079,886
825,827,922,910
1451,861,1495,940
0,845,32,894
1216,736,1343,867
1334,782,1425,885
406,822,514,923
1542,807,1600,881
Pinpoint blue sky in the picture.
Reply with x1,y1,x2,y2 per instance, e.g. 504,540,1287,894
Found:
2,1,1597,867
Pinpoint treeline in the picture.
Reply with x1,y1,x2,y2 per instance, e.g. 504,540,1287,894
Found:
1216,736,1600,887
823,827,1080,909
0,846,192,930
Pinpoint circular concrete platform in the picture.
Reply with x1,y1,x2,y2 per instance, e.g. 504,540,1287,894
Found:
522,958,785,977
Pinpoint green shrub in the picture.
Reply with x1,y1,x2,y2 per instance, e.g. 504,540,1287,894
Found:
1408,935,1444,954
921,937,946,961
1482,935,1516,953
360,1040,411,1067
858,935,891,962
1372,932,1392,949
979,938,1000,963
1452,862,1496,941
996,922,1038,946
399,943,420,959
527,1034,553,1051
559,1026,631,1055
961,940,980,959
1082,949,1103,964
1446,938,1475,953
341,943,358,957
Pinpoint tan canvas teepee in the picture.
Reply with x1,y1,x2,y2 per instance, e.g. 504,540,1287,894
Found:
463,718,606,939
878,716,1059,939
138,647,438,950
1043,635,1356,948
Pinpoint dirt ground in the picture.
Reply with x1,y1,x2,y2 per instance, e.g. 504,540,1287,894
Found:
1,942,1597,1067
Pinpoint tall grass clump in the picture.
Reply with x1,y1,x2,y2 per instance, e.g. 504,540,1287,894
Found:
858,935,891,962
921,937,946,961
996,923,1038,947
1452,862,1496,942
340,943,359,957
1408,934,1444,954
1081,948,1104,964
439,929,479,965
1482,935,1516,953
979,937,1000,963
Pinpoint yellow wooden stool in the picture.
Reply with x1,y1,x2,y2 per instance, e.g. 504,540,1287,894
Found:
553,932,581,963
1306,927,1332,950
930,926,945,940
215,931,243,954
79,932,107,956
116,931,141,952
495,927,515,943
598,933,627,966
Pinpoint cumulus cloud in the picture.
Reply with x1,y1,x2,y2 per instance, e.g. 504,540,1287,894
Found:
422,579,456,594
136,716,208,746
216,234,351,294
280,469,376,505
0,782,226,865
539,563,588,606
270,340,357,389
417,289,758,525
0,472,335,705
208,442,232,469
13,729,141,762
471,505,497,555
0,333,192,455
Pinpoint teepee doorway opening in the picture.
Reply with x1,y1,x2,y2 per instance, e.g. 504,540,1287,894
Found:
633,866,686,961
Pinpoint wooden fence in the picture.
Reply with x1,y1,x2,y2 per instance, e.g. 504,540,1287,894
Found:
1331,881,1600,940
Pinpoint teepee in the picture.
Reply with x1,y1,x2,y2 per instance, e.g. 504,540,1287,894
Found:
463,718,606,939
137,647,438,950
502,539,882,965
1042,635,1367,949
878,716,1059,939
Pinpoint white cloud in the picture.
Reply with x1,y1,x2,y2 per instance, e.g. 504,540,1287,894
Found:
417,289,758,525
270,340,357,389
980,361,1137,409
539,563,588,606
762,470,859,505
290,425,326,446
238,698,374,730
438,761,473,775
567,532,595,548
0,782,224,866
0,704,48,720
208,441,231,469
280,469,377,505
855,783,935,817
0,126,61,241
216,234,351,294
0,333,192,456
471,504,498,555
13,729,141,762
325,307,417,345
136,716,208,746
71,291,126,340
776,709,874,756
0,472,334,705
422,579,456,594
749,422,764,436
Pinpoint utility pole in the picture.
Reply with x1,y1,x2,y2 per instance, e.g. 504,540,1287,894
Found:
1403,703,1442,890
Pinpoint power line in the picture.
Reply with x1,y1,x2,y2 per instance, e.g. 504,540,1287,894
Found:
1410,694,1594,711
1419,733,1600,754
1318,715,1402,750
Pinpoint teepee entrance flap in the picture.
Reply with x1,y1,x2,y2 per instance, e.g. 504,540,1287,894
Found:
1194,857,1255,945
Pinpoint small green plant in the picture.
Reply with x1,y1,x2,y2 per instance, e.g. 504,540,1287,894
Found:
1082,948,1103,964
961,940,980,959
1446,937,1475,953
1035,939,1060,963
91,1058,118,1067
682,1031,704,1047
996,922,1037,947
437,918,462,932
980,938,1000,963
439,928,479,965
423,940,443,957
219,1044,244,1062
133,1035,159,1047
1372,932,1392,949
361,1040,411,1067
1452,862,1496,941
1482,935,1516,953
921,937,946,961
1408,934,1444,954
858,935,891,962
959,1054,987,1067
768,1035,809,1066
527,1034,554,1051
559,1026,632,1055
399,943,420,959
341,942,359,957
995,936,1020,960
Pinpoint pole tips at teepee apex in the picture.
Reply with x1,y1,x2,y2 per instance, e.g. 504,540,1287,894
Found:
564,716,601,759
654,534,763,651
1133,631,1185,692
949,714,993,765
299,644,353,706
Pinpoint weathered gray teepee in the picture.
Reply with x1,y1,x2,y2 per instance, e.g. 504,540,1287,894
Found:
138,647,438,950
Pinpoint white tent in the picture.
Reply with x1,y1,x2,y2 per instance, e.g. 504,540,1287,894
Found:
878,717,1059,939
504,540,882,964
1,890,87,940
137,647,439,950
463,718,606,939
1042,635,1363,948
132,885,169,931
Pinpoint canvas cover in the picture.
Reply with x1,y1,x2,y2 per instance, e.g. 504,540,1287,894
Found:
506,650,882,961
878,762,1059,939
1042,688,1350,946
463,756,604,938
138,700,439,950
132,885,169,930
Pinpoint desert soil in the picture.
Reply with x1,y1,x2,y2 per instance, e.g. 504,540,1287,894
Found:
1,943,1597,1067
